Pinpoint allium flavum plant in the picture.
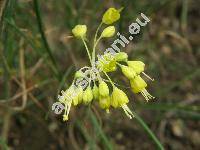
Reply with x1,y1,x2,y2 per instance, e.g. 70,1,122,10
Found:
57,8,155,121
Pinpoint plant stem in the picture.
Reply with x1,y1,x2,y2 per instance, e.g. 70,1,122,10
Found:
103,71,115,87
92,36,102,63
133,111,164,150
81,37,92,65
92,22,103,63
33,0,61,80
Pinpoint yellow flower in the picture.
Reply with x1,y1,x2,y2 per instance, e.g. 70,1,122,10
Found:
127,61,145,74
101,26,115,38
99,81,109,97
111,87,129,108
120,65,137,79
111,87,134,119
128,61,154,81
72,25,87,38
115,52,128,62
99,96,111,113
83,87,93,104
130,75,154,101
102,8,121,24
92,84,99,100
97,54,117,72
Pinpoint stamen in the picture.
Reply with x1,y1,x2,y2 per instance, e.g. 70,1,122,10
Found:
141,89,155,102
142,72,154,81
63,101,72,121
122,104,134,119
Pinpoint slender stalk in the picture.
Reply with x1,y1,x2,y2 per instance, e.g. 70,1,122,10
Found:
94,22,103,44
89,108,113,150
103,71,115,87
92,36,102,63
133,111,164,150
92,22,103,63
81,37,92,65
33,0,61,80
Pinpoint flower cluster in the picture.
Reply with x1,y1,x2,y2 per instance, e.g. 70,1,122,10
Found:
57,8,154,121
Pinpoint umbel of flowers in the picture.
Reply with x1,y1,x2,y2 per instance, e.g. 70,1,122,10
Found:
57,8,154,121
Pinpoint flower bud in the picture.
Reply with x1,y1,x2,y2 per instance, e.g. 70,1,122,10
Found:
77,86,83,104
92,84,99,100
72,95,79,106
72,25,87,38
99,81,109,97
83,87,93,104
102,8,120,24
120,65,136,79
75,71,84,78
127,61,145,74
111,87,129,108
101,26,115,38
130,75,147,93
99,96,111,113
115,52,128,62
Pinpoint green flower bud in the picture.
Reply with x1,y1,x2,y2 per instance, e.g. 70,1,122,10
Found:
101,26,115,38
83,87,93,104
120,65,137,79
75,71,84,78
72,25,87,38
92,84,99,100
99,81,109,97
99,96,111,112
115,52,128,62
127,61,145,74
111,87,129,108
102,8,121,24
130,75,147,93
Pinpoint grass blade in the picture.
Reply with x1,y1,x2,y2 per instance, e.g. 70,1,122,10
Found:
133,111,164,150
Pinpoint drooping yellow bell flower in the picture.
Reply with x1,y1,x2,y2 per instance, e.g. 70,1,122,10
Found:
120,65,137,80
130,75,154,101
127,61,145,74
92,84,99,100
83,87,93,104
99,81,109,97
99,96,111,113
111,87,129,108
111,87,134,119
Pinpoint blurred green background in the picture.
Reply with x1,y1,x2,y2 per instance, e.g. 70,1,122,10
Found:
0,0,199,149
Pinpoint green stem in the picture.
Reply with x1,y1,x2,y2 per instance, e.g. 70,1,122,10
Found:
133,111,164,150
33,0,61,80
92,22,103,63
103,71,115,87
92,36,102,63
81,37,92,65
94,22,103,43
